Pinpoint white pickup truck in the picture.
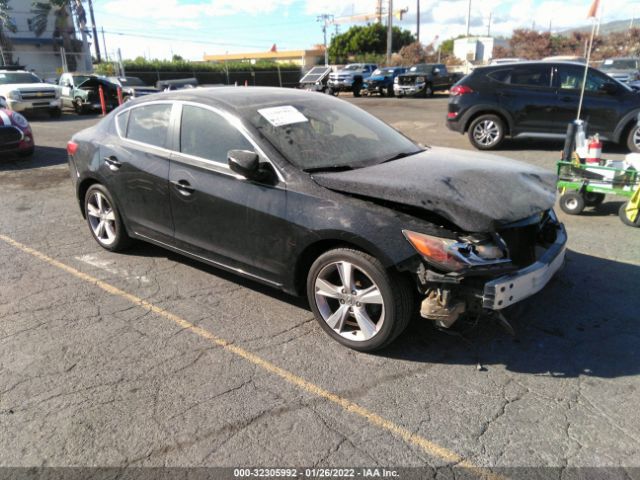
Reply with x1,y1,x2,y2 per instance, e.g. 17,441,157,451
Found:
0,70,62,118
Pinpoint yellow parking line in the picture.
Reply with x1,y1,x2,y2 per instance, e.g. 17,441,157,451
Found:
0,233,505,480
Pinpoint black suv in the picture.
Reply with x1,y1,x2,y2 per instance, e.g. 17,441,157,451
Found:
447,61,640,152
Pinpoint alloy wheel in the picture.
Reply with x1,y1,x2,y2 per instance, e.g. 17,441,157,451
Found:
473,120,500,147
634,127,640,150
87,191,117,246
313,261,385,342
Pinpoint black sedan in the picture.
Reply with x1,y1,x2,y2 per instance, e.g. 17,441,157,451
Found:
67,88,567,351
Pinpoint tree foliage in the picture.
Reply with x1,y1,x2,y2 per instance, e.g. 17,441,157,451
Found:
328,23,415,63
500,28,640,61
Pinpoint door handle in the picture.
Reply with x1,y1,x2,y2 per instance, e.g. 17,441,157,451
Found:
103,156,121,171
170,179,195,196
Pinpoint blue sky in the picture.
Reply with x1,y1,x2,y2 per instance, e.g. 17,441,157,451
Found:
93,0,636,61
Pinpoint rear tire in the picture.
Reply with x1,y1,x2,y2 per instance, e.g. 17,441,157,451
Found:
84,184,132,252
559,192,586,215
584,192,605,207
468,114,505,150
626,124,640,153
306,248,413,352
619,202,640,227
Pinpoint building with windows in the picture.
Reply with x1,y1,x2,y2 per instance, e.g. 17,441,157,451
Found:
1,0,91,79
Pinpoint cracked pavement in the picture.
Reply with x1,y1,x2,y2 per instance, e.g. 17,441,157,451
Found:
0,99,639,473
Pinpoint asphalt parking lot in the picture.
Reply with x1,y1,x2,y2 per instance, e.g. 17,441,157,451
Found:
1,96,639,477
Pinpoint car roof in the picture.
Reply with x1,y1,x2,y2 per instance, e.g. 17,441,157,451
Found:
474,60,589,72
123,86,340,114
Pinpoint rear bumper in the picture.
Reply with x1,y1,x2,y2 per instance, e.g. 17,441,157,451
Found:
482,223,567,310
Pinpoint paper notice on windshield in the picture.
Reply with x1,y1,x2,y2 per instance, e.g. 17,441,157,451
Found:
258,106,308,127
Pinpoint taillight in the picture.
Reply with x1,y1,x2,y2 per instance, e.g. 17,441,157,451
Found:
67,141,78,156
447,112,458,119
450,85,474,96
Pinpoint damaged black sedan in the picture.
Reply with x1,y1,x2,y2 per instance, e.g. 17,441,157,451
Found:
67,88,566,351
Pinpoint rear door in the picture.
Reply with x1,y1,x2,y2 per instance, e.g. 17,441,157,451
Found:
553,64,623,137
169,103,288,283
99,102,175,243
496,64,557,133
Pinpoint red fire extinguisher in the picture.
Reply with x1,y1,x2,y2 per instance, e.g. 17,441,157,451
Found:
586,134,602,164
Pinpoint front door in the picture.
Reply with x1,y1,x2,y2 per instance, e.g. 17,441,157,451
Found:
99,102,175,243
169,104,287,283
553,65,622,137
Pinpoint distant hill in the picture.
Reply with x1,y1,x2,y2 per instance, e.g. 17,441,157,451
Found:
559,18,635,36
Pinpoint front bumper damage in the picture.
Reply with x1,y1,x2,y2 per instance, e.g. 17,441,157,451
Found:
416,212,567,328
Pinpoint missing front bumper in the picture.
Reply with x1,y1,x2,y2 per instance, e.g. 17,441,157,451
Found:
482,225,567,310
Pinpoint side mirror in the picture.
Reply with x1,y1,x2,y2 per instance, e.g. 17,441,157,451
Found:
0,97,7,108
228,150,260,179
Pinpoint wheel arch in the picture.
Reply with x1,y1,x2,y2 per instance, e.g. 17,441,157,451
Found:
463,107,513,135
77,176,101,218
613,109,640,144
291,236,396,296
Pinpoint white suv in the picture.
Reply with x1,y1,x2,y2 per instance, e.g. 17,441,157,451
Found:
0,70,62,118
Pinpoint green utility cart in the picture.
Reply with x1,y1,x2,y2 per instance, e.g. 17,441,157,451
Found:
556,160,640,228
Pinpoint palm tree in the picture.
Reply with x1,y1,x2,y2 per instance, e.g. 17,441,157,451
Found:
30,0,88,72
0,0,17,65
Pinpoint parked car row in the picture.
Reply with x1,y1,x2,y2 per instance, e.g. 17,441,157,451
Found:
320,63,464,98
0,69,160,119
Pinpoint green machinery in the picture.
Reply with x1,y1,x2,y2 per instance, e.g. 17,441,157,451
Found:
557,160,640,228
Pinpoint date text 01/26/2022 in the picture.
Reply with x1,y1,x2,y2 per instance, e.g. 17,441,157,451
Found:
233,468,399,478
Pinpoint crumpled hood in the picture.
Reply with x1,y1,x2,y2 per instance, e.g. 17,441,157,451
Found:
311,147,557,232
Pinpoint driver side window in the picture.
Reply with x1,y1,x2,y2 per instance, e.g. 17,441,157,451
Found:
179,105,253,164
558,66,612,92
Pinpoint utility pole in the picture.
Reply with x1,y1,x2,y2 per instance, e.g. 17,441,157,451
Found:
101,27,109,62
117,48,124,77
0,45,6,66
376,0,383,23
386,0,393,64
317,14,333,66
465,0,471,37
487,11,492,36
87,0,101,62
416,0,420,43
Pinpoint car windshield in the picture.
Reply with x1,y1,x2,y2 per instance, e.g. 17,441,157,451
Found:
0,72,42,84
601,59,637,70
73,75,92,85
242,96,422,171
373,68,396,76
343,65,362,71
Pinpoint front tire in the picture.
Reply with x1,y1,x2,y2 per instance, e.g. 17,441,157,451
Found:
559,192,585,215
74,97,86,115
468,114,505,150
423,83,434,98
84,184,132,251
17,147,35,158
626,124,640,153
306,248,413,352
48,107,62,119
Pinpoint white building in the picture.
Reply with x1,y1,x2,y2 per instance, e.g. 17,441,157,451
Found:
453,36,508,64
1,0,91,79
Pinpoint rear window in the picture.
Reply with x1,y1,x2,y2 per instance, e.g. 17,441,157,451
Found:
509,66,552,87
126,104,172,148
487,69,511,82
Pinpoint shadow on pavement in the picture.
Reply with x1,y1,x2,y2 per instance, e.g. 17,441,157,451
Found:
500,137,630,154
0,146,67,171
385,249,640,379
123,240,639,380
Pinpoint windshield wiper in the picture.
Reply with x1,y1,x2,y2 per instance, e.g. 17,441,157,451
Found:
304,165,353,173
378,150,423,164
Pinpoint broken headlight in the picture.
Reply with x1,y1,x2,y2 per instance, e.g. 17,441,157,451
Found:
403,230,511,272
